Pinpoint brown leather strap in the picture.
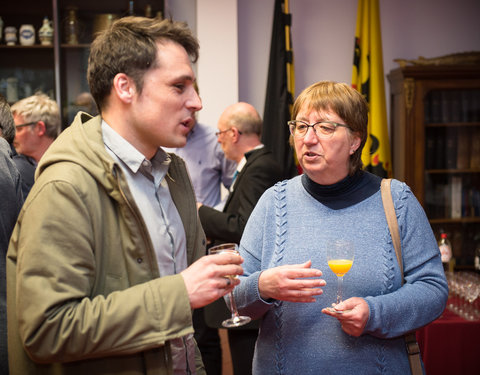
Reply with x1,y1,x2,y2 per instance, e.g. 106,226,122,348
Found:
381,178,423,375
381,178,403,277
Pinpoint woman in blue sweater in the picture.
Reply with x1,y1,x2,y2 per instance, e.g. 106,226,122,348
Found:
233,81,448,374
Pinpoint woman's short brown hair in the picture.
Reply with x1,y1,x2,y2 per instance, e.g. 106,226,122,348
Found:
291,81,369,175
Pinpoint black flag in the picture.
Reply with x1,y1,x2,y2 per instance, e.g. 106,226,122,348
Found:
262,0,298,179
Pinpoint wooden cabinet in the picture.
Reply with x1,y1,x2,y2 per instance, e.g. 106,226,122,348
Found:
1,0,164,128
388,64,480,269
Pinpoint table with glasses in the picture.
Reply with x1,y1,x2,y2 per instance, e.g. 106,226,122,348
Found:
416,271,480,375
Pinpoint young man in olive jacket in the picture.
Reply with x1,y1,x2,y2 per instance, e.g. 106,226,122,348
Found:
7,17,244,375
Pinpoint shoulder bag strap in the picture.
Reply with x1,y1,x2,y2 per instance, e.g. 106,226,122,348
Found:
380,178,423,375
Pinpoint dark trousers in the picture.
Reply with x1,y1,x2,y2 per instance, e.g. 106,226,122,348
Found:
193,308,222,375
228,328,258,375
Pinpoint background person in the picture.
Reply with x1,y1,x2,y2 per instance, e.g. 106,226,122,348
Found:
0,95,35,197
233,81,448,374
7,17,244,375
164,116,237,209
0,95,24,375
198,102,284,375
11,93,61,165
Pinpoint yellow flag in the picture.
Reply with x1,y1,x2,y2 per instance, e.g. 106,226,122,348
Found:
352,0,392,177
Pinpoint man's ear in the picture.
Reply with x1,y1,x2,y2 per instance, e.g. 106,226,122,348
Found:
113,73,136,104
35,121,46,136
231,127,241,143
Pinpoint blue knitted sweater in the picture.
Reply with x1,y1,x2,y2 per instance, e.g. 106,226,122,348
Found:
234,173,448,375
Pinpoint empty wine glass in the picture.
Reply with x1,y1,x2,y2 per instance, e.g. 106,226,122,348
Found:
209,243,251,327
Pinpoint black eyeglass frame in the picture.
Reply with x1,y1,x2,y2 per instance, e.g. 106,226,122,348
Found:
215,127,243,137
287,120,350,138
15,121,38,129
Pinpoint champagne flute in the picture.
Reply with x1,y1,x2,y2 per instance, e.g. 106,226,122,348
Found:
326,239,354,313
209,243,252,327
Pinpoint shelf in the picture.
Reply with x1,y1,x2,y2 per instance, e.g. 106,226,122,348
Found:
60,44,91,48
430,217,480,224
389,63,480,268
426,169,480,174
0,45,54,49
425,122,480,127
1,0,162,126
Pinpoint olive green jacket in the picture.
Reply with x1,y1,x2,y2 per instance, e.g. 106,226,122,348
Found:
7,113,206,375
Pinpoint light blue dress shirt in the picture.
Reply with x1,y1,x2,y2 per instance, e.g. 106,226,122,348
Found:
101,121,196,374
164,122,237,207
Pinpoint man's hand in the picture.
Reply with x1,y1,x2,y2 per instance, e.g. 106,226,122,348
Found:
258,260,326,302
181,252,244,309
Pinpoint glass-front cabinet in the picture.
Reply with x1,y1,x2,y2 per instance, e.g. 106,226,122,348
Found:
388,63,480,269
1,0,164,129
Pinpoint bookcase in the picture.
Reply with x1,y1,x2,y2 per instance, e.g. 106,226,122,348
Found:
0,0,164,129
388,63,480,269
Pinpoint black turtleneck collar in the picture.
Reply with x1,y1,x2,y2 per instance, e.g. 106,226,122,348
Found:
301,170,382,210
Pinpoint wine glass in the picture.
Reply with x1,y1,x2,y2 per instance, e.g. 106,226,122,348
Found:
326,239,355,313
209,243,252,327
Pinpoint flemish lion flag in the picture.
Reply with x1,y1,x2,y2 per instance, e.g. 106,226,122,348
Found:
352,0,392,177
262,0,298,179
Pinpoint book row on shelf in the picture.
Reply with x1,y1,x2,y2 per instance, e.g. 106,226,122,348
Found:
424,89,480,124
426,175,480,220
425,127,480,170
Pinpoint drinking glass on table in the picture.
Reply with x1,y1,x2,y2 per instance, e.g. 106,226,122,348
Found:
209,243,252,327
326,239,355,313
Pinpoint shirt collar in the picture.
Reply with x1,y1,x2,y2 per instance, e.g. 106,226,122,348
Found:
101,120,170,175
237,144,264,173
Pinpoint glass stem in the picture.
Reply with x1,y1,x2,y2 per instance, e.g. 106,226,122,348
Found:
228,291,240,318
336,276,344,305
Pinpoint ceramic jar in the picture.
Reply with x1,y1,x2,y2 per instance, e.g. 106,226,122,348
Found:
19,24,35,46
6,77,18,103
38,17,53,45
65,9,79,44
4,26,17,45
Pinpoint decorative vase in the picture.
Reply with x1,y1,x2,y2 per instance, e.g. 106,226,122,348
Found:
19,24,35,46
4,26,17,46
65,9,79,44
92,13,118,38
38,17,53,46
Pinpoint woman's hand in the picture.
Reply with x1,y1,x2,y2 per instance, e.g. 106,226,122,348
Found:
258,260,326,302
321,297,369,336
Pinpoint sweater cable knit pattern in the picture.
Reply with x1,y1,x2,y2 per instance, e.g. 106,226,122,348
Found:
272,181,288,374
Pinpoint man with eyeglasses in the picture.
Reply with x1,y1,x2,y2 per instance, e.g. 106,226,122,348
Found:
197,102,284,375
11,93,61,167
0,95,35,198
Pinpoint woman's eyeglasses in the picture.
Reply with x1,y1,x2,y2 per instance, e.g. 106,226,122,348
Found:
287,120,350,139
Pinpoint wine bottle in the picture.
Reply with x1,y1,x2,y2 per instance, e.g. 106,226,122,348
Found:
127,1,135,16
438,232,454,273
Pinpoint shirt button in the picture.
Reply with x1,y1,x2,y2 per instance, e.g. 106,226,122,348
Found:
137,257,143,264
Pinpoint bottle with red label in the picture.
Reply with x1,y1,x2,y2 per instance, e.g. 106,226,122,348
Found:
438,232,454,273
